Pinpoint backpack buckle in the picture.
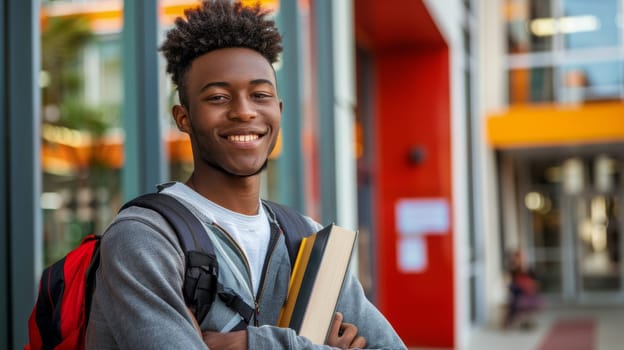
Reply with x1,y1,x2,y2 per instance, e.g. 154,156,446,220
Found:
184,250,219,322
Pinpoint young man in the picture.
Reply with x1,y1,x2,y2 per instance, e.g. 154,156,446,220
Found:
86,1,405,349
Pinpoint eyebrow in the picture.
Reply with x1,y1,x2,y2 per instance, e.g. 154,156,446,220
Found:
199,79,275,93
249,79,275,87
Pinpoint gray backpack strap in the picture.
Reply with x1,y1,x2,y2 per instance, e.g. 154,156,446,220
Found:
121,193,219,322
262,200,312,266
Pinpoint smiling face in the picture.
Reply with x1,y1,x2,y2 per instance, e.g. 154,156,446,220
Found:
173,48,282,178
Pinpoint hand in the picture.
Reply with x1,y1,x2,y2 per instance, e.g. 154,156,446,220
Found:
202,330,248,350
187,307,202,336
326,312,367,349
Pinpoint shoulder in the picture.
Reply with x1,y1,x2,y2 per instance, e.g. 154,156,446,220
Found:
101,206,185,258
261,200,322,234
302,215,323,232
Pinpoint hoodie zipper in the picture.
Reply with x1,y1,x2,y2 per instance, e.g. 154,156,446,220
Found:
211,221,280,327
254,224,281,324
210,223,256,316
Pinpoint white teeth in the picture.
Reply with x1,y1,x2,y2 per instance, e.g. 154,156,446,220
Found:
228,134,259,142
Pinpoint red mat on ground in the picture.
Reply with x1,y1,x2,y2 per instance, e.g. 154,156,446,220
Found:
538,318,595,350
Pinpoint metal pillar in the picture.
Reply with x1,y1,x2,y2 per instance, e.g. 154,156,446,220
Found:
275,1,305,211
0,1,7,347
314,0,358,229
3,0,41,348
122,0,165,201
314,0,337,224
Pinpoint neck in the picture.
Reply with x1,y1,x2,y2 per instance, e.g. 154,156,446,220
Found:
186,170,261,215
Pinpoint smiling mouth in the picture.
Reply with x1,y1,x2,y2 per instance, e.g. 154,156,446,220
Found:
227,134,260,143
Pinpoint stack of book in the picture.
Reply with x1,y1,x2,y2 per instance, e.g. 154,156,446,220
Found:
278,224,358,344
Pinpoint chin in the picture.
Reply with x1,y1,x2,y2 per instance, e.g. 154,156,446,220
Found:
223,160,269,178
240,161,269,177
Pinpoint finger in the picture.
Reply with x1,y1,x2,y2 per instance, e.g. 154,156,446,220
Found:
350,335,367,349
329,312,344,336
202,331,217,344
339,322,358,339
187,307,201,335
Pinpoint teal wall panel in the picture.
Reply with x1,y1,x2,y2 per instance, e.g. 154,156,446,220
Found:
275,1,305,212
122,0,165,201
6,0,41,348
314,0,338,224
0,0,8,348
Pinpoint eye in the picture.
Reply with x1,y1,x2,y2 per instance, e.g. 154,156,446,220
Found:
252,92,273,99
204,94,229,103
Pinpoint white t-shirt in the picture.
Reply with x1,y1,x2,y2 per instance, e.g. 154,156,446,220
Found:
164,183,270,295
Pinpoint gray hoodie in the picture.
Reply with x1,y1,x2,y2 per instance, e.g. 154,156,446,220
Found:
86,183,406,349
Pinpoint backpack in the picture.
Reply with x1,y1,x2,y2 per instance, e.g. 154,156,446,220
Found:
25,192,310,350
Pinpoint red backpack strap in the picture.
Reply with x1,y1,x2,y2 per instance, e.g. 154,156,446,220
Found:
27,234,100,350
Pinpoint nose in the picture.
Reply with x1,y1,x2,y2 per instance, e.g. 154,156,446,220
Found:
228,95,257,121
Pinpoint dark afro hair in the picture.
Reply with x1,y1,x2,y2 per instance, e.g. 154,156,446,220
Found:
160,0,283,105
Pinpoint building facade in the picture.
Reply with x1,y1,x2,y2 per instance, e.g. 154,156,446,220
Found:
486,0,624,309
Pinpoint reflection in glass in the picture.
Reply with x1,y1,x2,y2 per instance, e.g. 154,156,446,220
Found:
505,0,553,53
41,3,124,266
563,0,619,49
561,61,622,103
575,195,621,292
508,66,554,103
534,260,563,293
594,154,618,193
505,0,624,107
562,157,584,195
526,191,560,249
524,160,564,295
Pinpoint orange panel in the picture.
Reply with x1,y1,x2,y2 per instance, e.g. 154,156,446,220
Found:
487,102,624,148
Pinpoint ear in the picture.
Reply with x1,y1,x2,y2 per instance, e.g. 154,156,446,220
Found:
172,104,191,134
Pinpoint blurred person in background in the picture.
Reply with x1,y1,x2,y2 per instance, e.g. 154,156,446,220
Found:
503,249,542,330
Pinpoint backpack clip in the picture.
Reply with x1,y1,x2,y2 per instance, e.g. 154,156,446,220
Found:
184,250,219,322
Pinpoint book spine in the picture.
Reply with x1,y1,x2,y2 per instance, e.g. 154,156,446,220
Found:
287,225,331,332
277,235,313,327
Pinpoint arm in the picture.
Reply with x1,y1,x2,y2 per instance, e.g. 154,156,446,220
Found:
203,313,364,350
335,270,406,349
305,217,405,349
243,217,404,349
91,212,208,349
246,293,404,350
244,266,404,349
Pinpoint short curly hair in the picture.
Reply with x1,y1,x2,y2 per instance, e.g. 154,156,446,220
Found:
160,0,283,105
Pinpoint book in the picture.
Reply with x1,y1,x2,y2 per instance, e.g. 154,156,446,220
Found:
278,223,358,344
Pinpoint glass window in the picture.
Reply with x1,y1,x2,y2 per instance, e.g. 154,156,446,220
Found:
563,0,619,49
463,0,471,11
534,260,563,293
505,0,553,53
159,1,195,183
560,60,622,103
508,66,555,103
95,38,122,106
521,159,565,295
41,2,124,265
